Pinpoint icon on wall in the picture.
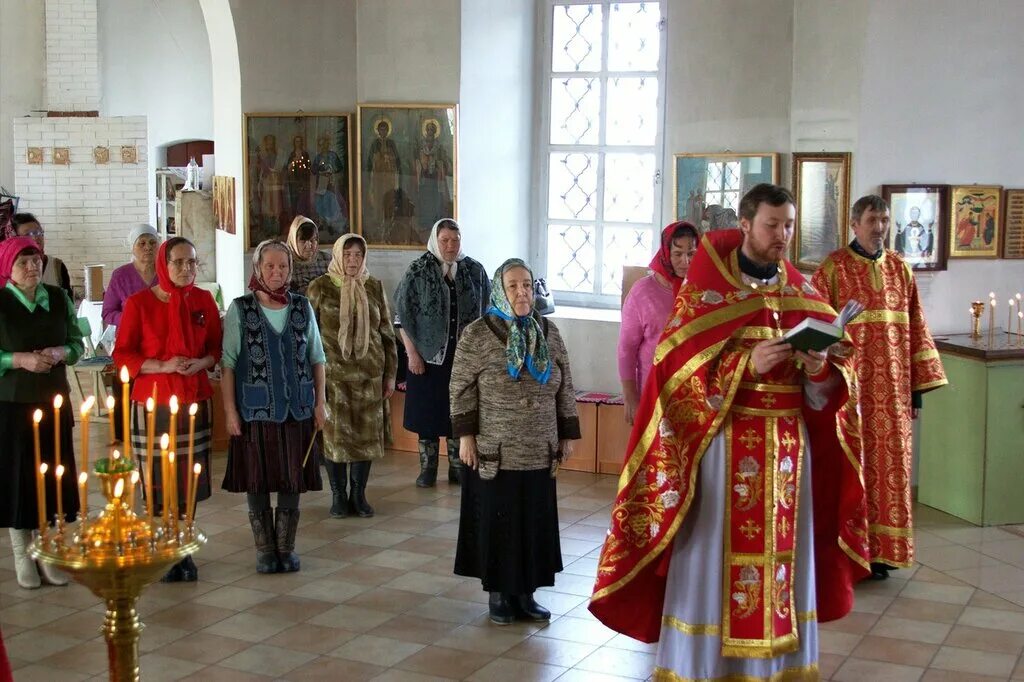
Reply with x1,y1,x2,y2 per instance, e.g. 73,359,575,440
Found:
53,147,70,166
213,175,236,235
93,146,110,165
27,148,44,165
120,146,138,164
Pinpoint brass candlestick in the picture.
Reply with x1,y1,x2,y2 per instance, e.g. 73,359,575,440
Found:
30,457,206,682
970,301,985,338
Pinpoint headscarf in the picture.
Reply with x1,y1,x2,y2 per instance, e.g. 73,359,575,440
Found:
127,223,160,252
487,258,550,384
156,239,198,358
286,215,317,262
649,220,699,294
426,218,465,280
247,240,292,305
327,233,371,360
0,237,39,288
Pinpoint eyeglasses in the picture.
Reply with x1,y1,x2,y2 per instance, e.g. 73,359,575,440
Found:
169,258,200,270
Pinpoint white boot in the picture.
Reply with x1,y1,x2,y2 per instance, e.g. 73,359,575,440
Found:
9,528,40,589
37,556,69,586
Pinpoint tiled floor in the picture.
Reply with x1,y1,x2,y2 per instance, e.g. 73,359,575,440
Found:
4,427,1024,680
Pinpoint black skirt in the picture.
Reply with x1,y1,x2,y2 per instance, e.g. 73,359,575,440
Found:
403,277,457,439
0,400,79,529
222,417,323,494
454,466,563,594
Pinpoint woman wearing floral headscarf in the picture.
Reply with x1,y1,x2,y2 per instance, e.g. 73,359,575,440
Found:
618,221,698,424
285,215,331,296
114,236,222,583
308,234,397,519
221,240,326,574
0,236,83,590
394,218,490,487
450,258,580,626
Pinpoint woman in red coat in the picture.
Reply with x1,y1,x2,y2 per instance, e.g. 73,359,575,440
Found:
113,237,222,582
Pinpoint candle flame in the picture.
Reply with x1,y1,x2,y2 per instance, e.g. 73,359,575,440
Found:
120,366,129,383
112,450,120,460
40,462,48,475
146,397,154,412
160,433,170,450
169,395,179,414
991,300,997,307
55,464,64,477
1011,300,1015,306
189,403,198,416
53,394,63,409
105,395,115,409
81,396,95,415
168,451,175,464
1019,312,1023,319
194,463,202,474
130,471,139,484
78,472,87,484
1017,293,1022,301
113,478,124,498
990,291,996,298
33,409,43,424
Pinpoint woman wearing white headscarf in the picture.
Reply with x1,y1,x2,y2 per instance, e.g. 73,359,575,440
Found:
308,234,397,518
393,219,490,487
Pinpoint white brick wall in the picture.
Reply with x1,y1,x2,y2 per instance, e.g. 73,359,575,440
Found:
44,0,100,111
13,116,148,290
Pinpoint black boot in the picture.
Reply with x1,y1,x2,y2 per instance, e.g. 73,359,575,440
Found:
160,561,184,583
248,508,279,574
415,439,439,488
870,562,895,580
275,508,301,573
446,439,464,485
325,461,348,519
179,555,198,582
488,591,514,625
512,593,551,621
348,461,374,518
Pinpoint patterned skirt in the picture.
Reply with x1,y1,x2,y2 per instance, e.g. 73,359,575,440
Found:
130,399,213,510
222,417,323,494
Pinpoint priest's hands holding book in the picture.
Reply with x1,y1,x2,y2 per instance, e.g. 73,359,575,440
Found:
751,339,827,376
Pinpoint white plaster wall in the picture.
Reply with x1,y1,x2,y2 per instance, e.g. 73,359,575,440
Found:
0,0,46,191
459,0,535,277
99,0,214,225
44,0,100,111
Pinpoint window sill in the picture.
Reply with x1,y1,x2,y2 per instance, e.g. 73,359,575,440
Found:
549,305,621,323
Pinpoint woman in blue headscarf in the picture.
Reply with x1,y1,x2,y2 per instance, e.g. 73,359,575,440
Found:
449,258,581,626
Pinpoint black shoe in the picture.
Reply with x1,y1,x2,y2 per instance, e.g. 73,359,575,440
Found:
870,562,894,580
416,440,439,488
325,462,348,519
488,592,514,625
512,593,551,621
348,461,374,518
180,556,198,582
160,562,184,583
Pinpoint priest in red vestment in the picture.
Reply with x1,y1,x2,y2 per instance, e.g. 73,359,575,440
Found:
812,195,947,580
589,184,870,681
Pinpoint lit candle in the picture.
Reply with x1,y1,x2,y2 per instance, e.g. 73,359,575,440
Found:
167,451,178,525
54,464,65,525
168,395,179,456
1018,310,1023,344
79,396,94,477
105,395,116,443
145,398,155,470
1010,299,1016,333
53,394,63,466
128,470,139,513
112,478,124,545
150,433,168,520
38,462,48,533
187,463,201,526
78,471,88,521
119,367,131,459
160,436,170,528
186,403,197,519
989,299,996,346
32,410,43,529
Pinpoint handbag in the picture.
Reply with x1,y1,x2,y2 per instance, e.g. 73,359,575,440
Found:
533,277,555,316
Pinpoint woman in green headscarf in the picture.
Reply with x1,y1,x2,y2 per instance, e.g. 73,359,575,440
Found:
449,258,581,626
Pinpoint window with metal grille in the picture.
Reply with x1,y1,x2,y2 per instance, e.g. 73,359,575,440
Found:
536,1,666,305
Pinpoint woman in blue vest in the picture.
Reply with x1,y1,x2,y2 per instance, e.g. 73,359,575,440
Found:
0,237,83,589
221,240,327,574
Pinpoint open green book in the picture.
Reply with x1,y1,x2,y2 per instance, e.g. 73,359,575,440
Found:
783,300,864,352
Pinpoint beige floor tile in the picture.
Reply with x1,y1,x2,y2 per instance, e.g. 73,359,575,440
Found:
37,638,110,675
202,611,294,642
432,623,529,656
818,629,863,656
831,657,925,682
285,576,371,604
147,600,237,630
346,586,434,613
244,594,338,622
819,610,879,634
282,655,387,681
346,529,416,548
185,665,276,681
328,562,407,586
264,622,361,654
307,603,396,631
884,597,964,624
383,570,465,595
968,589,1024,612
869,615,952,644
465,656,566,682
218,642,320,677
4,629,84,660
958,605,1024,633
136,652,207,681
930,644,1018,677
368,670,456,682
851,593,896,614
906,566,971,587
818,652,845,679
919,670,1006,681
504,637,599,668
37,609,104,639
553,670,645,682
527,590,589,616
534,615,617,645
362,549,439,571
0,601,77,628
898,580,975,605
135,622,191,652
329,633,426,666
849,634,937,667
573,646,655,679
4,663,92,682
193,584,276,610
158,631,254,665
915,544,1003,572
396,645,493,678
944,623,1024,655
368,616,460,645
406,596,490,625
946,563,1024,593
389,534,458,555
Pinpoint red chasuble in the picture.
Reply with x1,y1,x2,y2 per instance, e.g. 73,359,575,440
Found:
589,230,871,651
812,247,947,567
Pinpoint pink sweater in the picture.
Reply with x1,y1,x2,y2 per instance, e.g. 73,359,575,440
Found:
618,274,676,389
